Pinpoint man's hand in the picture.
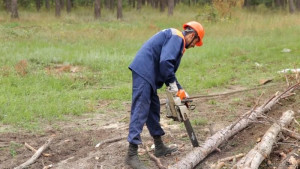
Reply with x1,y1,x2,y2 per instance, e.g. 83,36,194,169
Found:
168,81,178,93
177,89,189,100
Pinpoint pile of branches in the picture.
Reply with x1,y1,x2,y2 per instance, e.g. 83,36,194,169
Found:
168,82,300,169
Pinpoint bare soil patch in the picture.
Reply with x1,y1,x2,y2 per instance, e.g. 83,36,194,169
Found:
0,82,299,169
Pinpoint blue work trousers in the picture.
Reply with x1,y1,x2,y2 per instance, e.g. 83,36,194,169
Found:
127,71,165,145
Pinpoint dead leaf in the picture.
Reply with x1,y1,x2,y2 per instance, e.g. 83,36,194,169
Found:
259,79,272,85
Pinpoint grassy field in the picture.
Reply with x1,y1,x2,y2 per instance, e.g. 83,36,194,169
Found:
0,6,299,130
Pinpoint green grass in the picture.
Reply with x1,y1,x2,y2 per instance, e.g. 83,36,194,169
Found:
0,7,300,130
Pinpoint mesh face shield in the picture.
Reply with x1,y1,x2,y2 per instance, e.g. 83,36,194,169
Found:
184,27,199,48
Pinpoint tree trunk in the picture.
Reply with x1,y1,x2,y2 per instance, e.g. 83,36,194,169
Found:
243,0,248,7
274,0,281,8
168,83,299,169
289,0,296,13
117,0,122,19
4,0,11,12
280,0,286,9
66,0,71,13
137,0,142,10
55,0,61,17
105,0,109,9
60,0,64,9
11,0,18,18
150,0,154,8
159,0,165,12
94,0,101,19
236,110,295,169
110,0,114,10
45,0,50,10
167,0,174,16
36,0,41,11
154,0,158,8
296,0,300,11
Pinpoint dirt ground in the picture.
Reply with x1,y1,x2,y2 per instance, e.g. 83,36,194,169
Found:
1,82,299,169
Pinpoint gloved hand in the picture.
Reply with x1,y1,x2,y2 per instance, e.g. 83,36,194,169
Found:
177,89,189,100
168,81,178,93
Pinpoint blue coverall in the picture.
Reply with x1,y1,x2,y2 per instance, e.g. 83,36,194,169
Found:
128,28,186,145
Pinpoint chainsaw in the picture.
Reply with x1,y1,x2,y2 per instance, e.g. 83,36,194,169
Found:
165,89,199,147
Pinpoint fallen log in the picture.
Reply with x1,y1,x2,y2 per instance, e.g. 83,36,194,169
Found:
235,110,295,169
277,148,300,169
14,136,54,169
169,82,299,169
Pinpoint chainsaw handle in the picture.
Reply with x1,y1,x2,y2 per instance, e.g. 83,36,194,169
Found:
181,99,193,103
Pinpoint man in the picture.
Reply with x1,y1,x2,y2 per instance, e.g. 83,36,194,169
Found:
126,21,205,169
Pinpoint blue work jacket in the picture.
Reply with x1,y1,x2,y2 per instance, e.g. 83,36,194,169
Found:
129,28,186,93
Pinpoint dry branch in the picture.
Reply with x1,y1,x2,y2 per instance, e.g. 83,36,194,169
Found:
211,162,225,169
277,148,300,169
219,153,244,162
14,136,54,169
145,145,167,169
235,110,295,169
169,82,299,169
25,142,51,157
189,84,277,100
160,83,280,105
283,128,300,140
95,136,126,148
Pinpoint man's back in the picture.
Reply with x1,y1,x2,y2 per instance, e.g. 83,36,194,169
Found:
129,28,185,92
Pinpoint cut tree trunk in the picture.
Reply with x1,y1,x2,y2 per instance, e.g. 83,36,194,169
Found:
235,110,295,169
169,83,299,169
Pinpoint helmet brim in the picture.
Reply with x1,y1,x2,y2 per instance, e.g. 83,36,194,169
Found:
196,40,203,46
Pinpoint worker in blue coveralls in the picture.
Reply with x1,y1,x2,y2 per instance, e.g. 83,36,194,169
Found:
126,21,205,169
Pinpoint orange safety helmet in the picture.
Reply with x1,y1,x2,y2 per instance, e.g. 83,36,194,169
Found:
183,21,205,46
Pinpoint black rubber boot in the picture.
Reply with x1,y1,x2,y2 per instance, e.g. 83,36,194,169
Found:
125,143,148,169
153,136,178,157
